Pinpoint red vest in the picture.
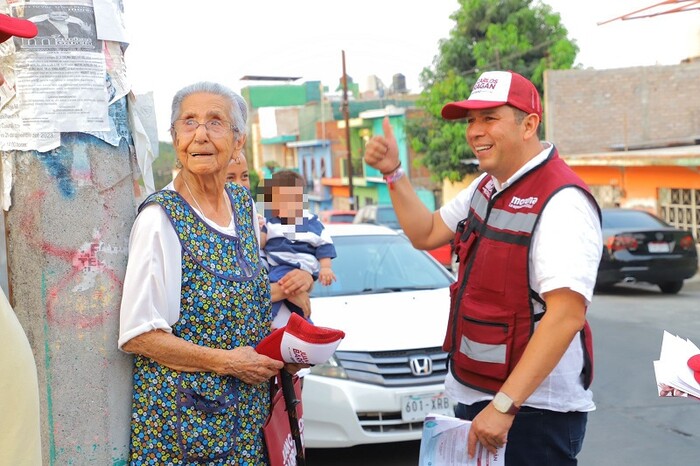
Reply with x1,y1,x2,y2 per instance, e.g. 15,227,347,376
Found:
445,150,599,393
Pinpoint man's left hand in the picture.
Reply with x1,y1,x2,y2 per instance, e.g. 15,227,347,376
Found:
467,403,514,457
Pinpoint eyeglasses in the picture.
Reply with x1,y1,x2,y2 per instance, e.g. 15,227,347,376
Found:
171,118,238,138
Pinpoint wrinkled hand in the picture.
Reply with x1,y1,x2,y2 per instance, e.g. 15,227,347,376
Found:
286,291,311,319
364,116,400,174
467,403,513,457
219,346,283,385
318,267,336,286
278,269,313,296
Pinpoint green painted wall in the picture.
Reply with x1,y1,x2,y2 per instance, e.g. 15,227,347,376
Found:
242,81,322,109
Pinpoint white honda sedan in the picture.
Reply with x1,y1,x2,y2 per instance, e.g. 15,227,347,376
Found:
302,224,455,448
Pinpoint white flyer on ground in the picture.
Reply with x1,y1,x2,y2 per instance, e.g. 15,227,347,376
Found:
419,413,505,466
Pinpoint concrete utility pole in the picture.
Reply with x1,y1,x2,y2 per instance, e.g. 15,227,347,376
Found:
0,5,141,466
341,50,355,210
5,125,136,465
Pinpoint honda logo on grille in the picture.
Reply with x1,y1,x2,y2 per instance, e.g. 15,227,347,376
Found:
409,356,433,376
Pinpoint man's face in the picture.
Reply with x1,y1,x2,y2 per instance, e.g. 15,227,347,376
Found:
49,11,69,22
226,156,250,189
465,105,530,183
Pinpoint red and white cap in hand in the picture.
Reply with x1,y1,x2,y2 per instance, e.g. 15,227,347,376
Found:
256,313,345,364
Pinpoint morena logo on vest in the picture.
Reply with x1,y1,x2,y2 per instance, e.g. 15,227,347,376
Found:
481,179,495,198
508,195,539,209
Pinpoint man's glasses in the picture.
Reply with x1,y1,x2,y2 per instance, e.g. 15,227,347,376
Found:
171,118,238,138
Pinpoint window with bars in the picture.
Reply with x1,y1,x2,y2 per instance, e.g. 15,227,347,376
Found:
659,188,700,244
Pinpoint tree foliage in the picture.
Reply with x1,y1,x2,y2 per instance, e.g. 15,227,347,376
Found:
408,0,577,182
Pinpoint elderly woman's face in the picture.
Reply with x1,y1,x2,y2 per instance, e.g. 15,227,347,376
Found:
172,92,244,179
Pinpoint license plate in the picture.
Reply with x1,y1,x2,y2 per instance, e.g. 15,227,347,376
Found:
400,392,453,422
648,242,670,253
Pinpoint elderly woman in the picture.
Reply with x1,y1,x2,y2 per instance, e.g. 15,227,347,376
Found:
118,82,304,465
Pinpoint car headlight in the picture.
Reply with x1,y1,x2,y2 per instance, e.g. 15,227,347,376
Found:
309,355,348,379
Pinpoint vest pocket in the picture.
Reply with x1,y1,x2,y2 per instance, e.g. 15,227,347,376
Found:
453,313,514,381
176,374,238,462
471,242,509,294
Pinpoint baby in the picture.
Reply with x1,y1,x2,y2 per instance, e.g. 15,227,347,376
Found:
260,170,336,328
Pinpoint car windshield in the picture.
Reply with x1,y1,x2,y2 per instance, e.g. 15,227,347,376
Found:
602,209,670,229
310,234,453,298
376,207,401,230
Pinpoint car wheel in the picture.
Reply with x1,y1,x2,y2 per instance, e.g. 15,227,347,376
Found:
658,281,683,294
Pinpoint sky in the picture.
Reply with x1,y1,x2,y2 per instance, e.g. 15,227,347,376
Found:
120,0,700,141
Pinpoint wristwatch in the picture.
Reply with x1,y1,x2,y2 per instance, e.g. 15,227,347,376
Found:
492,392,520,415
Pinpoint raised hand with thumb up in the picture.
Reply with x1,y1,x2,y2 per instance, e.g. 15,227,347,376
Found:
364,116,400,175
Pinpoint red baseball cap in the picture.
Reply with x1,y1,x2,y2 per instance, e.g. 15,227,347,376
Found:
441,70,542,120
0,13,38,43
256,313,345,364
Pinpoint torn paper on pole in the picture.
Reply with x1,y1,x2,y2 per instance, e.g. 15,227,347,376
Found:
93,0,128,43
127,91,158,194
1,151,14,211
104,40,129,105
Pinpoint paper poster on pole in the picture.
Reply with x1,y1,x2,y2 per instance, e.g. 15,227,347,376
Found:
11,1,109,133
0,97,60,152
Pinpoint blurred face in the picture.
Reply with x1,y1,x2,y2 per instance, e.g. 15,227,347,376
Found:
226,155,250,189
271,185,304,221
172,92,244,180
49,11,69,21
465,105,530,183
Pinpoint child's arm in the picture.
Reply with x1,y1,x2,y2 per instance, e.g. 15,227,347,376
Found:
318,257,336,286
259,231,267,249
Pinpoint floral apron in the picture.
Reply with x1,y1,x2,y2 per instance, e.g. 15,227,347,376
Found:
128,184,271,465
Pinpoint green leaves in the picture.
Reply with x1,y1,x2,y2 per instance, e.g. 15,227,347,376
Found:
409,0,577,181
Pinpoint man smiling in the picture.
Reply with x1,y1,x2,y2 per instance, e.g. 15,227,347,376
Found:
364,70,603,465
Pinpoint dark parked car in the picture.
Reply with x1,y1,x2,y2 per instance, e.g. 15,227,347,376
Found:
597,208,698,293
353,204,453,269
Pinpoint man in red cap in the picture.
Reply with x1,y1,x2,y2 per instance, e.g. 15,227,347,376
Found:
0,12,42,466
365,70,602,465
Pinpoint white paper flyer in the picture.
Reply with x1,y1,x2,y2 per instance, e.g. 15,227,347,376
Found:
419,413,505,466
653,331,700,399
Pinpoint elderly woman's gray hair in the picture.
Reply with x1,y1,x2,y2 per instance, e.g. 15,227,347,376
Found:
170,81,248,136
